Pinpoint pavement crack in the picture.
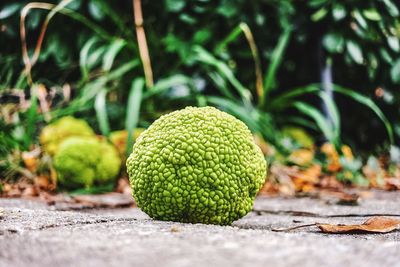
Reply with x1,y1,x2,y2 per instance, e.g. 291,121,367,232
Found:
37,217,138,231
253,209,400,218
1,217,139,235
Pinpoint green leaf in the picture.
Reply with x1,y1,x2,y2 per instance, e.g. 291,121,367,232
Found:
311,8,328,21
293,101,335,143
194,46,252,104
26,85,39,147
332,4,346,21
387,36,400,52
263,25,292,101
206,96,260,133
390,59,400,84
88,1,105,20
352,10,368,29
208,72,235,100
309,0,327,8
362,9,381,21
382,0,399,17
380,48,393,63
79,37,100,81
102,39,126,71
165,0,185,12
0,3,20,19
346,41,363,64
323,33,344,53
333,85,394,144
270,84,320,110
125,78,144,156
319,91,341,146
143,74,195,99
94,89,110,137
193,29,211,44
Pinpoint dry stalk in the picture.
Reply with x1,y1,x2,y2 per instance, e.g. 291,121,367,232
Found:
132,0,154,88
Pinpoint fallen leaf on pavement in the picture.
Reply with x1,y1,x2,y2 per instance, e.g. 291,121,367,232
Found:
317,217,400,234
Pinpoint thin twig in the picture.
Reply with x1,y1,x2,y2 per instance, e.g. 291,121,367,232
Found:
132,0,154,88
272,223,317,232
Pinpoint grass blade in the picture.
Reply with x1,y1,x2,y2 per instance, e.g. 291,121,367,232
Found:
263,25,292,104
102,39,126,72
79,37,100,82
194,46,252,104
333,84,394,143
94,89,110,137
25,84,39,149
142,74,194,99
319,91,341,145
215,23,263,101
270,84,320,110
125,78,144,156
206,96,259,132
293,101,336,144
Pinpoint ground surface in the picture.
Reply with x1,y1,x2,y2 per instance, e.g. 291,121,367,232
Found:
1,191,399,267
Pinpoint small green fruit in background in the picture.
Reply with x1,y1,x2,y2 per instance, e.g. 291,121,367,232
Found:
54,136,121,189
40,116,95,155
126,106,267,225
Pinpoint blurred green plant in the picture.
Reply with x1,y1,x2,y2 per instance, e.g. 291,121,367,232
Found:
0,0,399,185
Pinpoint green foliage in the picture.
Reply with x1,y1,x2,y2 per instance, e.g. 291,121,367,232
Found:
0,0,399,183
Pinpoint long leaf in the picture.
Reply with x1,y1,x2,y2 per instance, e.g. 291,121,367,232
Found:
94,89,110,137
79,37,99,82
270,84,320,110
26,84,39,148
215,23,263,101
206,96,259,132
319,91,341,145
102,39,126,71
125,78,144,156
207,72,236,100
333,85,394,143
293,101,336,144
194,46,252,104
142,74,194,99
263,25,292,104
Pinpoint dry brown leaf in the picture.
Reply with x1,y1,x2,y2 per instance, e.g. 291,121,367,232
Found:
116,178,132,195
384,178,400,190
22,148,41,172
288,149,314,166
317,217,400,234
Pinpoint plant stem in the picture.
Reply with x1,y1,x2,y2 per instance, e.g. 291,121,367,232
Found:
132,0,154,88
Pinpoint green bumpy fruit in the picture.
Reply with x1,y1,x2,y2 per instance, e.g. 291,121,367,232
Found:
126,106,267,225
40,116,95,155
54,136,121,189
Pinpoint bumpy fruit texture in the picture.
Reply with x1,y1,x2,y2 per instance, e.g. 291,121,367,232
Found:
126,106,267,225
40,116,95,155
54,136,121,189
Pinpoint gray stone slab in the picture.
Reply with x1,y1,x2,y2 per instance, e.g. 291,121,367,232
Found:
0,194,399,267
